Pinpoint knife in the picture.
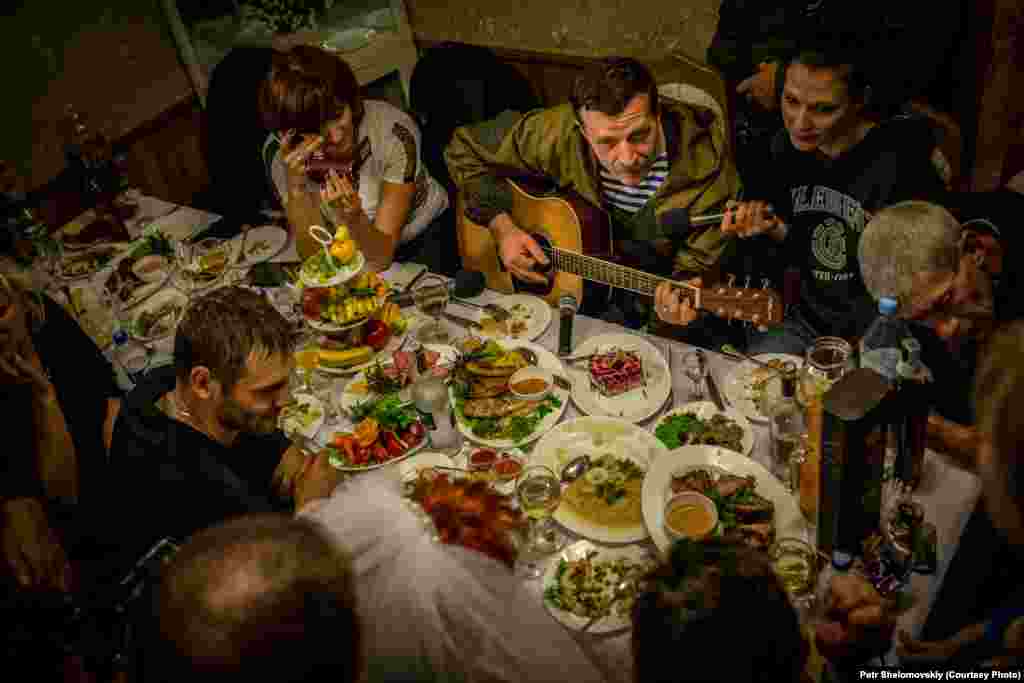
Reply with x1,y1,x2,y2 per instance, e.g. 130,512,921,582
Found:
698,350,728,411
442,312,482,331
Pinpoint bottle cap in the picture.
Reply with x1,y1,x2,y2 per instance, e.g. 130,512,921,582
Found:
832,550,854,570
113,329,129,346
558,294,578,312
878,297,898,315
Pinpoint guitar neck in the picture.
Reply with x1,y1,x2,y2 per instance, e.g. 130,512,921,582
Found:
541,246,699,305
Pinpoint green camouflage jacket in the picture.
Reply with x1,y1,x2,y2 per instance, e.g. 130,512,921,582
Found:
444,98,740,276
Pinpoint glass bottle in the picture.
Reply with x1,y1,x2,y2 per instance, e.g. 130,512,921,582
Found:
796,337,853,524
769,370,806,494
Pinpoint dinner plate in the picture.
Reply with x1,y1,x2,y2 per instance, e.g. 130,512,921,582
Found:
464,294,552,343
279,394,325,441
105,254,173,310
651,401,754,455
398,447,528,497
58,244,128,281
129,288,188,343
325,433,429,473
722,353,803,422
641,445,808,557
541,541,656,634
299,250,365,288
230,225,289,268
566,333,671,423
531,416,669,544
450,340,570,449
338,344,458,414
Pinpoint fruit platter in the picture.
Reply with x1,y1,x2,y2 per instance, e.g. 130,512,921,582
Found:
299,224,365,287
301,270,395,332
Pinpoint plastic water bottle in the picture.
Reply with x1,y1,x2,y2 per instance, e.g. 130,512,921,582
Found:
107,329,150,392
859,297,910,382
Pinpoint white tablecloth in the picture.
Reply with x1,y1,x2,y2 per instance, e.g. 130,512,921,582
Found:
23,195,980,679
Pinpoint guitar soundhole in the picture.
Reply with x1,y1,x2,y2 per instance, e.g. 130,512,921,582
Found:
513,232,555,297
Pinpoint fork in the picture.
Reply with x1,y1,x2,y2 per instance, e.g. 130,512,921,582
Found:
452,298,511,322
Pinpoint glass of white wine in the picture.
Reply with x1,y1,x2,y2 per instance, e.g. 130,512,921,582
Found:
681,351,707,401
515,465,566,579
769,537,821,616
412,275,450,345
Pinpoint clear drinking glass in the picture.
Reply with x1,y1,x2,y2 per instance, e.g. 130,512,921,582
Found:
515,465,566,579
795,337,853,525
413,274,450,345
293,335,320,394
680,351,707,402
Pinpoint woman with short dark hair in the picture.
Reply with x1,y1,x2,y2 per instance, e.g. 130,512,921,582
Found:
259,46,449,272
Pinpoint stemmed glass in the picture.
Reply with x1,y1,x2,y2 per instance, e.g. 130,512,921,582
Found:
681,351,708,401
515,465,566,579
413,274,450,345
769,536,824,624
292,333,320,395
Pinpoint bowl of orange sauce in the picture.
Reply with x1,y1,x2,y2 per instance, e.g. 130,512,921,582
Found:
664,491,718,542
508,367,553,401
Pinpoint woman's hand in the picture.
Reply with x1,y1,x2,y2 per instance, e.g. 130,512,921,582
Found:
1,497,72,591
720,200,786,240
321,169,363,218
279,130,323,193
654,277,701,327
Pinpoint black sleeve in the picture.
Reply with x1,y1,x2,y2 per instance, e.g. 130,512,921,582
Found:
0,384,44,500
38,295,120,400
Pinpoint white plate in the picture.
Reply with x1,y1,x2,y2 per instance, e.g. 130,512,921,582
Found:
541,541,655,634
451,340,570,449
129,288,188,342
566,333,671,423
338,344,458,414
641,445,808,557
230,225,289,268
462,294,552,343
299,250,365,288
315,330,412,377
399,447,528,496
650,401,755,455
397,450,455,484
279,394,325,441
722,353,803,422
531,416,669,544
326,434,429,473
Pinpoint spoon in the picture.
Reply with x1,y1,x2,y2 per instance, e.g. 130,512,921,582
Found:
512,347,572,391
720,344,796,376
560,455,591,484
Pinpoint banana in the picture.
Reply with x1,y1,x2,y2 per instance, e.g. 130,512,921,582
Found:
319,346,374,368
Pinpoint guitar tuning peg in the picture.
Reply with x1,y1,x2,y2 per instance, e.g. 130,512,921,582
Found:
761,278,771,289
726,274,736,288
744,275,751,289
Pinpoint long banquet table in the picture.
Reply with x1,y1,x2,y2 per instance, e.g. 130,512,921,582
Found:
22,194,983,680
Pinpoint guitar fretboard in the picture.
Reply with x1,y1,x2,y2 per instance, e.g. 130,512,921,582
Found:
541,246,698,304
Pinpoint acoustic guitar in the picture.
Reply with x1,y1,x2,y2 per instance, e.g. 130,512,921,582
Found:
456,178,783,326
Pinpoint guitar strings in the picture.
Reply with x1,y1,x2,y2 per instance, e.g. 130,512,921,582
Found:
539,246,695,300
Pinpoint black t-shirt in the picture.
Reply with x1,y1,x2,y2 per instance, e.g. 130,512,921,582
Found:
1,295,120,503
762,118,945,338
104,366,290,572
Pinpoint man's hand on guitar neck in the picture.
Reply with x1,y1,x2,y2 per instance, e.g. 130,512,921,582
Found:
490,213,550,285
655,278,701,327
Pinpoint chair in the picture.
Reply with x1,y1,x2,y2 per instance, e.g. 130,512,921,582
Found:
199,47,277,224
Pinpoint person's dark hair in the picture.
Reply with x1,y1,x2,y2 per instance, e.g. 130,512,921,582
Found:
631,540,806,683
570,57,659,117
783,35,872,106
149,514,360,683
173,287,295,392
259,45,364,134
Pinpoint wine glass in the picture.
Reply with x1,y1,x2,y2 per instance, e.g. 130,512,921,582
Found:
413,274,450,345
293,335,320,395
514,465,566,579
681,351,707,401
769,537,822,620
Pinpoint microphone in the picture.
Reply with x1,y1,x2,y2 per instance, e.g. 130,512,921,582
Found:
388,270,486,308
659,206,776,240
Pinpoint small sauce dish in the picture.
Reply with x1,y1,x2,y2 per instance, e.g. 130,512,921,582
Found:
664,491,719,542
508,367,553,401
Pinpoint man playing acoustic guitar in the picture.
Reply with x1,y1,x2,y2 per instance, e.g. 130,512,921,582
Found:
445,57,739,322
